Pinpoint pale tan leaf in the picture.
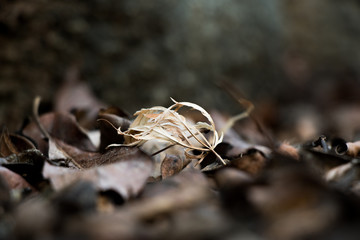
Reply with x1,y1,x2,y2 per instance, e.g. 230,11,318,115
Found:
108,99,227,165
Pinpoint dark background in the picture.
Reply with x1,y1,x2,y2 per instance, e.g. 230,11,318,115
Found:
1,0,360,136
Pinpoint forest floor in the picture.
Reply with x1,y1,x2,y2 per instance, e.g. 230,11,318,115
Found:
1,78,360,240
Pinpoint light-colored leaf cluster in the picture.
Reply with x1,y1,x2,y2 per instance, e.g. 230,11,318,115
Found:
108,98,226,165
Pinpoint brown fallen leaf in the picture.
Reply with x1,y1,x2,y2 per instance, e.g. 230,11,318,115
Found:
0,166,34,190
52,180,97,215
160,154,185,179
47,137,100,169
97,107,131,152
230,149,267,176
325,159,360,190
55,65,106,129
0,128,19,157
301,148,350,176
248,160,340,240
77,169,215,239
23,111,96,154
211,110,271,163
43,147,153,200
140,168,209,199
1,149,46,189
0,174,11,213
277,142,299,160
13,197,56,240
215,167,257,223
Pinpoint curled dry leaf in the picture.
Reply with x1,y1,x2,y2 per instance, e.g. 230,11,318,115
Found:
335,140,360,157
108,98,225,165
1,128,36,158
0,128,20,157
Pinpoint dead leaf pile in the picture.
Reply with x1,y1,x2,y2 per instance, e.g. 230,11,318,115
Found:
2,79,360,240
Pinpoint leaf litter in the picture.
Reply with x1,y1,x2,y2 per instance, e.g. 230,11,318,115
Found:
2,80,360,240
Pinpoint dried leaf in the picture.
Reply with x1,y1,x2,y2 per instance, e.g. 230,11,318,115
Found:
325,162,353,183
52,181,97,214
160,154,184,179
1,128,37,163
248,161,339,240
47,137,100,169
0,166,34,190
231,149,267,175
0,128,19,157
277,142,300,160
97,107,131,152
325,160,360,190
55,65,106,129
108,98,225,165
301,148,350,175
0,149,46,188
23,112,96,154
43,147,153,200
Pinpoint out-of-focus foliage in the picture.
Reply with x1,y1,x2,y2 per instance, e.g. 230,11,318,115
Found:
0,0,359,130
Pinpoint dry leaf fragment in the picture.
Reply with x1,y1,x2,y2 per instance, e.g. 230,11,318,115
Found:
47,137,100,169
0,166,34,190
0,128,20,157
230,149,267,175
43,147,153,200
277,142,300,160
1,149,46,188
0,129,35,158
108,98,225,165
160,154,184,179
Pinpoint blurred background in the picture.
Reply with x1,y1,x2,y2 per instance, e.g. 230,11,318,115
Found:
1,0,360,140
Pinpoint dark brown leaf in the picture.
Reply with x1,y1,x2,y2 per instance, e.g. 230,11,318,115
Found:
23,112,96,154
0,128,19,157
1,128,36,159
1,149,46,189
97,107,131,152
0,174,11,212
0,166,34,190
